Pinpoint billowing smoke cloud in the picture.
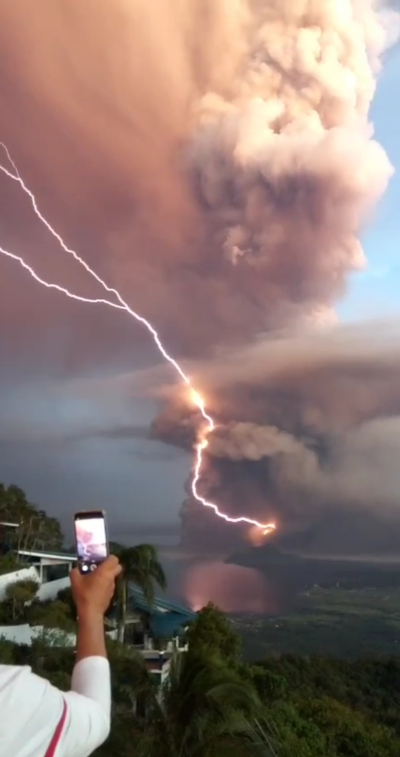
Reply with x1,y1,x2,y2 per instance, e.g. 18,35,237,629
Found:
151,0,400,552
151,323,400,551
0,0,396,356
0,0,398,551
187,0,397,333
208,423,314,462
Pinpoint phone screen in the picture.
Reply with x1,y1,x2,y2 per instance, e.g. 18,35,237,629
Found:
74,511,108,573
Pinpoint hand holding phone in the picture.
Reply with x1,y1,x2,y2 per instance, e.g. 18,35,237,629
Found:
70,555,122,617
74,510,109,575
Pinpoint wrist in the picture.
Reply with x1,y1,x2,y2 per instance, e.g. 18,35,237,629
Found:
77,606,105,624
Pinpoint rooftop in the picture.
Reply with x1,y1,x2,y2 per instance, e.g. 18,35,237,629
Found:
17,549,76,561
127,585,196,637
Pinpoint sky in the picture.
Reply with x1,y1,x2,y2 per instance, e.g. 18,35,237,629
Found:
339,47,400,321
0,3,399,546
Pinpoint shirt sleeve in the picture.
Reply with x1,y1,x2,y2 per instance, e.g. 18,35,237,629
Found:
57,656,111,757
0,659,111,757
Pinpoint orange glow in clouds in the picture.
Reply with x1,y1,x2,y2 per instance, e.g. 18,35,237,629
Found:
248,523,276,547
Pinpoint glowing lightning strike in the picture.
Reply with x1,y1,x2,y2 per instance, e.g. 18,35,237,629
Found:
0,144,276,534
0,247,127,311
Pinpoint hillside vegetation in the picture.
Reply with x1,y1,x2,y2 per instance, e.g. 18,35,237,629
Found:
1,483,400,756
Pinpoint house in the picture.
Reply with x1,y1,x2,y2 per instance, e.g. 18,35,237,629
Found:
0,521,19,531
109,585,196,683
16,548,75,584
126,585,196,643
0,523,75,584
1,546,196,687
0,548,75,603
0,544,76,602
0,547,76,645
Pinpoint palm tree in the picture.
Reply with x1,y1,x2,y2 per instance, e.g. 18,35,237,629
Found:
127,647,276,757
112,543,167,643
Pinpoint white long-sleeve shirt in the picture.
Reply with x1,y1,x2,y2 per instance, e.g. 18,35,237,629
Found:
0,656,111,757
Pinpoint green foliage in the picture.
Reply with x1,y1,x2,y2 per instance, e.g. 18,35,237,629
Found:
6,579,38,602
245,655,400,757
296,696,397,757
27,598,76,632
0,579,39,623
57,587,77,621
0,584,75,631
2,601,400,756
186,602,242,663
2,486,400,757
0,553,24,575
98,636,400,757
112,543,167,643
94,712,142,757
0,634,75,685
0,482,64,553
258,702,328,757
112,543,167,603
250,667,288,704
0,637,18,664
95,647,273,757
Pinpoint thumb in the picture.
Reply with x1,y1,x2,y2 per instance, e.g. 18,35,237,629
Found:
69,567,83,589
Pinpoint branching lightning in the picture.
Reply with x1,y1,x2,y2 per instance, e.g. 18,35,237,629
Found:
0,144,276,534
0,246,127,311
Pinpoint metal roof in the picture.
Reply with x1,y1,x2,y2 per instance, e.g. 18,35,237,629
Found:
17,549,76,561
127,585,195,636
127,585,195,617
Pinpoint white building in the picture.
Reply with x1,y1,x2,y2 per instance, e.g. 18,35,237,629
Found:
0,548,195,680
16,549,75,584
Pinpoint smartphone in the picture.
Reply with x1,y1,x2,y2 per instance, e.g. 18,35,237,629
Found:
74,510,109,575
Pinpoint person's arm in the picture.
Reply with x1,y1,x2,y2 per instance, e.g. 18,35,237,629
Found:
66,609,111,748
71,555,120,663
68,555,120,710
3,557,122,757
76,608,107,662
0,665,109,757
58,556,122,757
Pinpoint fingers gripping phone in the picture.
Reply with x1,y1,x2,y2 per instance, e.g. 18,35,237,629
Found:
74,510,109,575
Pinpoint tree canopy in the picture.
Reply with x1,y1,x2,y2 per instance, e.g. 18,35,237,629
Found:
1,480,400,756
95,646,274,757
1,634,399,757
186,602,242,663
0,482,64,553
111,543,167,643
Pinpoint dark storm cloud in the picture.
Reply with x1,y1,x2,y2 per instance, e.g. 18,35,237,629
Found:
0,380,189,535
150,320,400,542
0,420,149,445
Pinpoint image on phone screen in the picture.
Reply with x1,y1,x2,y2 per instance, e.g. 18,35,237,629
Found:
75,513,108,572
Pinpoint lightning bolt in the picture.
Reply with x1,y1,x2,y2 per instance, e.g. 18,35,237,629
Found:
0,144,276,534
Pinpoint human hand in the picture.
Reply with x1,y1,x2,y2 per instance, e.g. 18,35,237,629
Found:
70,555,122,619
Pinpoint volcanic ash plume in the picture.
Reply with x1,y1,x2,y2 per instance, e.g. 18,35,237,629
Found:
0,0,396,352
188,0,396,332
165,326,400,553
163,0,399,552
0,0,398,553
